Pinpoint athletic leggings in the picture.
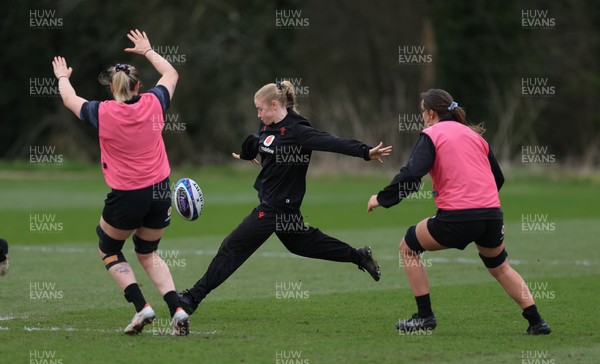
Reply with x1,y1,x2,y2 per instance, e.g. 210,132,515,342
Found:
188,204,361,302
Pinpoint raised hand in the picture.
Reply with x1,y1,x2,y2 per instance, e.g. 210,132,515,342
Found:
124,29,152,55
52,56,73,79
369,142,393,163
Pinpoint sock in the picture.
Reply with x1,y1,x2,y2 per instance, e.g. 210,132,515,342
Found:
415,293,433,317
163,290,180,317
188,287,204,304
522,304,542,326
123,283,147,312
0,238,7,262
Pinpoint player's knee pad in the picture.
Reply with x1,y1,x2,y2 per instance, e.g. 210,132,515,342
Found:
133,234,160,255
404,225,425,254
102,251,127,270
479,248,508,269
97,225,127,270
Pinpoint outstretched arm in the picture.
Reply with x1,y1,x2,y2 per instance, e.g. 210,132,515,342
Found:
124,29,179,100
296,124,392,162
51,57,88,117
368,134,434,212
368,142,393,163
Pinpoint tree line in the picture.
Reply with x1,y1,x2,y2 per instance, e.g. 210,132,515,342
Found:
2,0,598,168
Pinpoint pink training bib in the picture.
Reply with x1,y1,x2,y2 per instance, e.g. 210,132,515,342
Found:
97,93,170,190
422,121,500,210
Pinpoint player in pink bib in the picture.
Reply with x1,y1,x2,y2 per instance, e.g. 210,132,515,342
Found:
368,89,550,335
52,29,188,335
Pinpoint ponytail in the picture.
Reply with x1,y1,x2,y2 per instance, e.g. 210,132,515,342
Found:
254,80,297,111
421,88,485,134
98,63,140,103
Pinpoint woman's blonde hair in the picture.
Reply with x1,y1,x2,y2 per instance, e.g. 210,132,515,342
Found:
254,80,297,111
98,64,140,103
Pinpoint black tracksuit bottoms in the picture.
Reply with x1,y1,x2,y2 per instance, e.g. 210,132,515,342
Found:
188,204,362,302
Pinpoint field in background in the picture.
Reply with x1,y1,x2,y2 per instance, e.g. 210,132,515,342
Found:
1,165,599,363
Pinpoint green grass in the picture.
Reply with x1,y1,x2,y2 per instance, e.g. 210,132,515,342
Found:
1,165,599,363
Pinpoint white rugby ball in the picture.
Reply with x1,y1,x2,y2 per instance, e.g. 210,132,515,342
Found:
173,178,204,221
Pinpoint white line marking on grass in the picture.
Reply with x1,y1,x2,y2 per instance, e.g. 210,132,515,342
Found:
0,326,9,331
13,245,596,267
24,326,93,332
22,326,221,335
17,246,90,253
0,316,15,321
147,328,222,336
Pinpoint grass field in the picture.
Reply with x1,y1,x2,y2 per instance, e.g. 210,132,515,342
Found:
1,164,599,363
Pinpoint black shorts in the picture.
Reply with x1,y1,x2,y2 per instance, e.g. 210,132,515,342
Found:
102,177,172,230
426,217,504,250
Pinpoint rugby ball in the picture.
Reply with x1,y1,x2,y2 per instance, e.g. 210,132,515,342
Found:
173,178,204,221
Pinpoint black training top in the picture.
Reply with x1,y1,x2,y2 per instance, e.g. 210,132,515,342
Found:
240,108,371,212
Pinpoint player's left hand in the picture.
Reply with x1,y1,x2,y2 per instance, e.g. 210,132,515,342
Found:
232,152,259,165
124,29,152,55
52,56,73,79
369,142,393,163
367,195,380,212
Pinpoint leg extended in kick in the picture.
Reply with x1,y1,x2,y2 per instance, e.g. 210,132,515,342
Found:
179,208,274,315
276,226,381,281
